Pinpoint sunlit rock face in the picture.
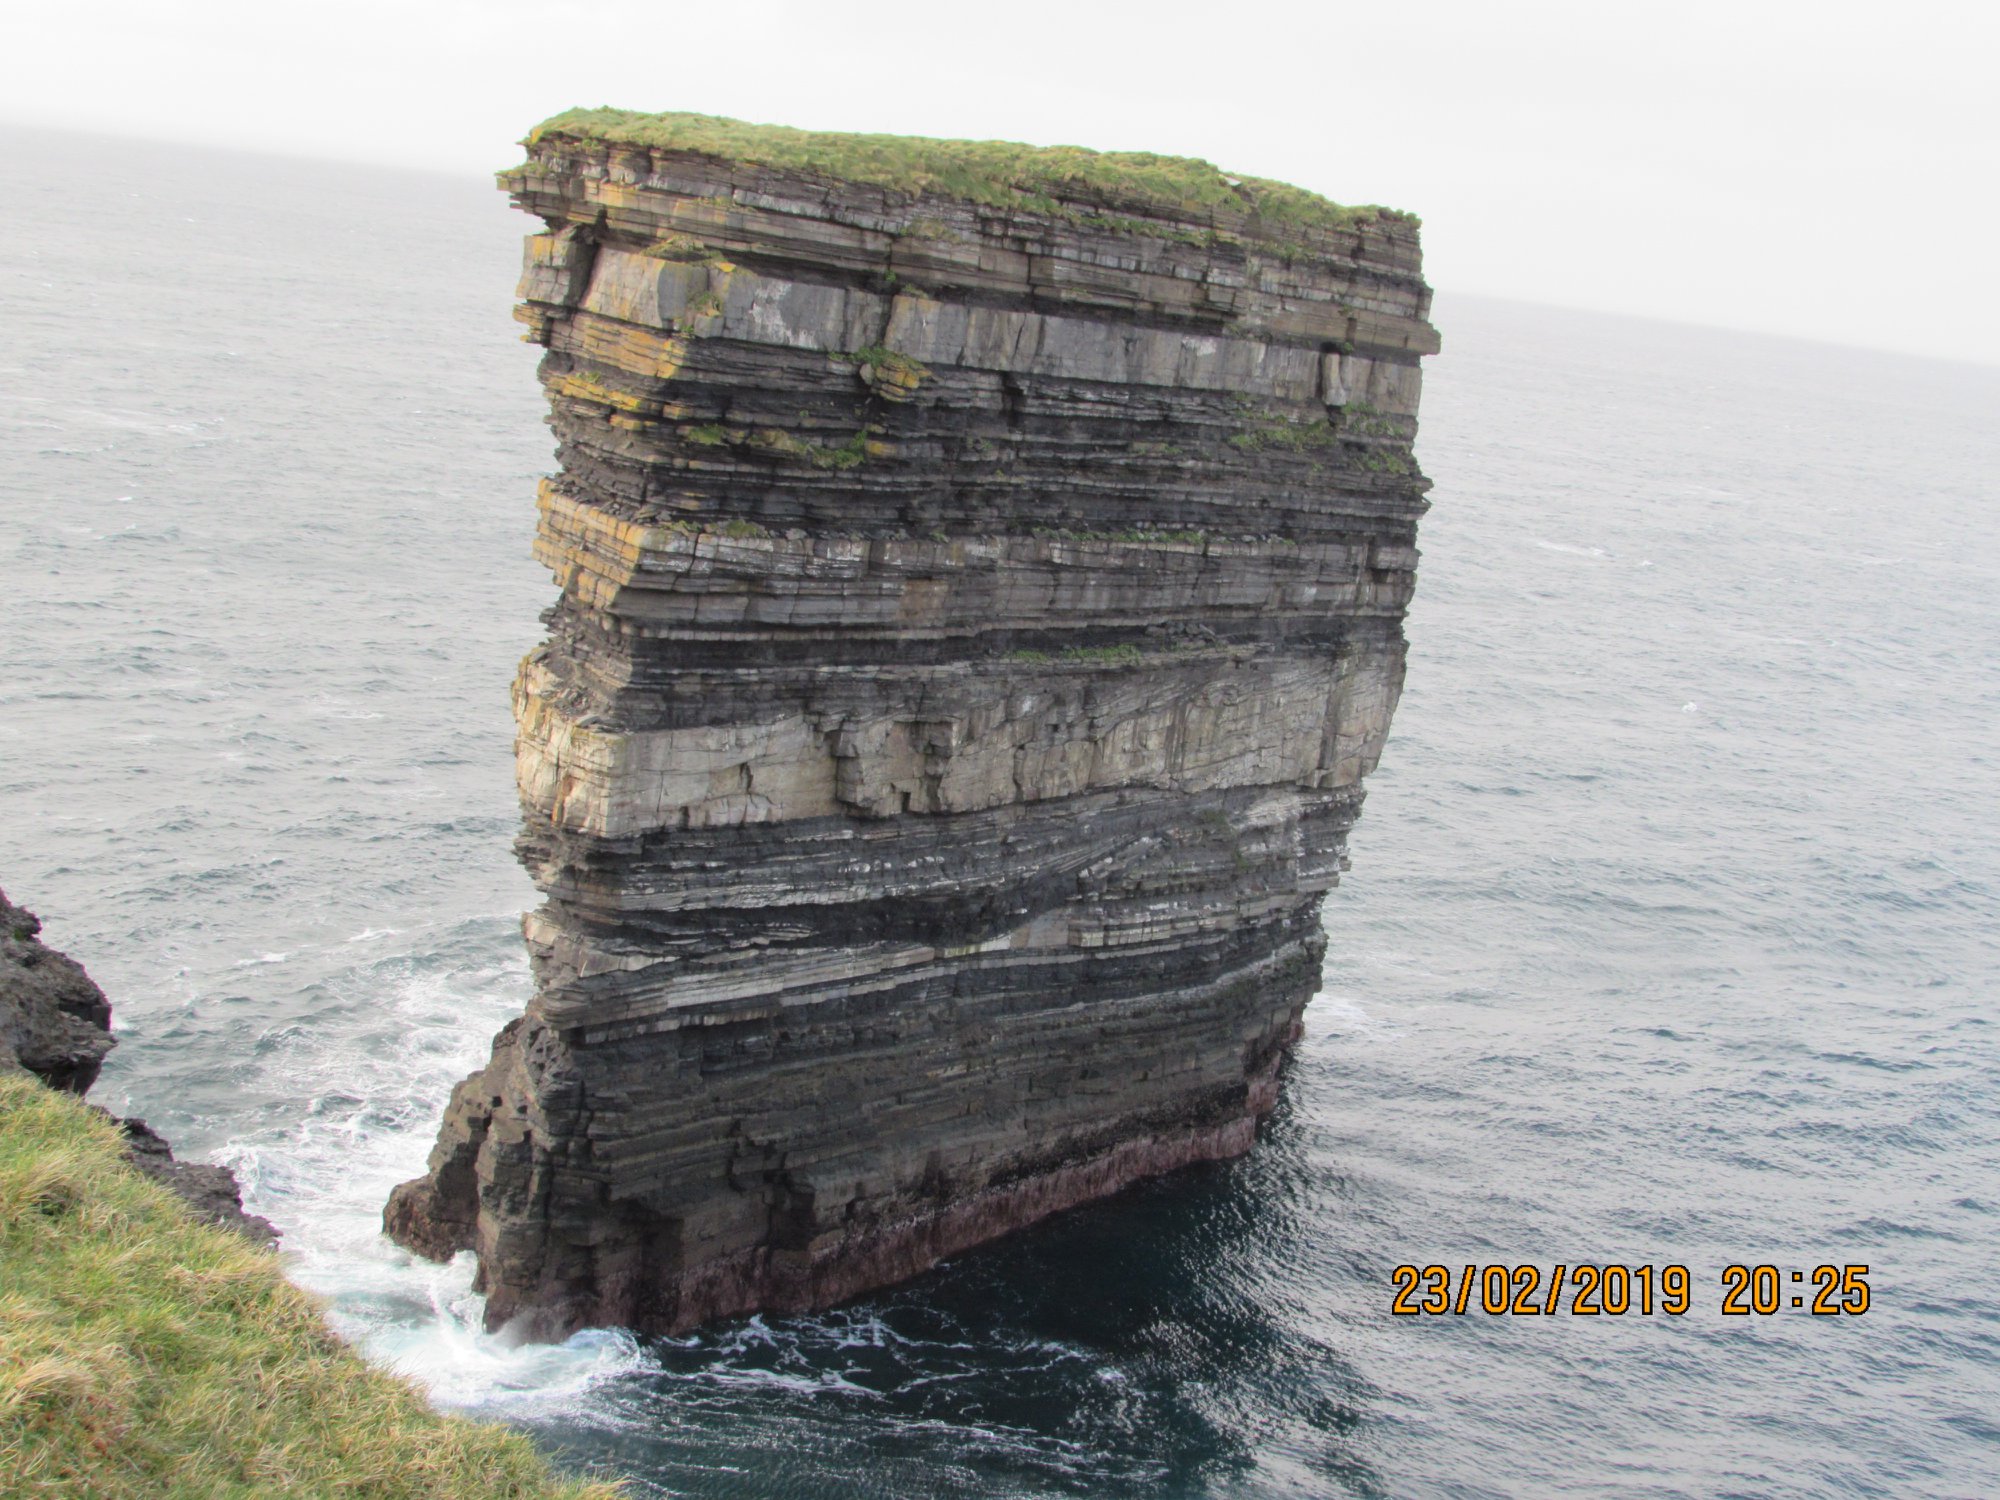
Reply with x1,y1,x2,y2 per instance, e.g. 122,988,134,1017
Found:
386,111,1438,1338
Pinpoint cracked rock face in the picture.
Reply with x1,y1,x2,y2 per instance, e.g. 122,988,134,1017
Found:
385,115,1437,1338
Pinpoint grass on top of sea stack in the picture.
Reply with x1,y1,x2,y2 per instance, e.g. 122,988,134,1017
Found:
523,107,1415,234
0,1076,619,1500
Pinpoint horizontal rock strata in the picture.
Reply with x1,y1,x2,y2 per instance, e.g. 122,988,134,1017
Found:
386,110,1436,1336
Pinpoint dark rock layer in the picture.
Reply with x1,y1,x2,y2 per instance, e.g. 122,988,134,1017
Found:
386,115,1437,1337
1,886,276,1242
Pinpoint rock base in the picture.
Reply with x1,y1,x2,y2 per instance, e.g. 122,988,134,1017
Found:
394,1018,1297,1339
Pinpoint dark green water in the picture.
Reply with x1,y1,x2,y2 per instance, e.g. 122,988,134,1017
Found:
4,130,1997,1498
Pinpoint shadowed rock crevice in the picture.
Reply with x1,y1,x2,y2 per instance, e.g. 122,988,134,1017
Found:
386,110,1436,1338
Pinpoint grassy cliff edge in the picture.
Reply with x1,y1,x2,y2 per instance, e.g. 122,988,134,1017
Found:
0,1076,618,1498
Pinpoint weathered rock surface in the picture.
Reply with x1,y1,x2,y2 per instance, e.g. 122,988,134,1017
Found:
1,885,276,1242
2,887,115,1094
386,110,1437,1337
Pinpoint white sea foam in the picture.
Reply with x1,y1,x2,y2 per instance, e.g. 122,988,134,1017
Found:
214,946,655,1419
306,696,385,721
1310,989,1406,1044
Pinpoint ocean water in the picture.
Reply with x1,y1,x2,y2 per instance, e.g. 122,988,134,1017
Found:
3,130,1997,1499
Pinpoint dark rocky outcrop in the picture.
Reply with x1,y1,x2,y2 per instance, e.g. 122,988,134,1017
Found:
387,110,1437,1337
1,886,276,1243
116,1115,279,1246
2,887,115,1095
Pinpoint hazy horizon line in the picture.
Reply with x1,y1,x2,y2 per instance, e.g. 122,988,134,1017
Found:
11,114,1997,379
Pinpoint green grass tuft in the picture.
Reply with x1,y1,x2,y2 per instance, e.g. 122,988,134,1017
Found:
0,1077,618,1499
637,234,720,263
1227,411,1342,453
840,345,930,381
521,109,1413,235
810,426,877,471
1061,643,1145,664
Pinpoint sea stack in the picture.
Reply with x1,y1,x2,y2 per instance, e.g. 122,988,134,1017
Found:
386,109,1438,1337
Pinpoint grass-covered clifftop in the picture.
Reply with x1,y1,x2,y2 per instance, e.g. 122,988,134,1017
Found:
0,1077,617,1499
524,107,1415,231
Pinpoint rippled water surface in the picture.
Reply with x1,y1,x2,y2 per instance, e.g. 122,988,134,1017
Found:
4,132,1997,1498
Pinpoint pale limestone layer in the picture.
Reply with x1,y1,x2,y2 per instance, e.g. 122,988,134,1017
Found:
516,638,1402,837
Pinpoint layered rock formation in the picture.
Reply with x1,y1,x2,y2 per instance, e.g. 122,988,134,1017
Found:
1,886,277,1242
387,110,1436,1336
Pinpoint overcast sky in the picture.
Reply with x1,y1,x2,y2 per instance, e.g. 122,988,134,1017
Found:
5,0,1994,365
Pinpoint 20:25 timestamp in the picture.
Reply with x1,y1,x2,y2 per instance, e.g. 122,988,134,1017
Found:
1389,1263,1871,1316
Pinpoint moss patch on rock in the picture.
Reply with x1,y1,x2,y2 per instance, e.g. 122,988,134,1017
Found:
524,108,1413,233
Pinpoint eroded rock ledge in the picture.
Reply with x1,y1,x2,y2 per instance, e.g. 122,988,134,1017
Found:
1,887,276,1243
386,110,1437,1337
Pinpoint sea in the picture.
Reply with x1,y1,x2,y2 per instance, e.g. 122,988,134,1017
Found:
3,130,1997,1499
